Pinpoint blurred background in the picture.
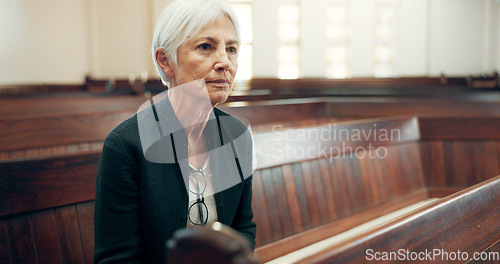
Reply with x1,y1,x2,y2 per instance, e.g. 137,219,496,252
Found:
0,0,498,86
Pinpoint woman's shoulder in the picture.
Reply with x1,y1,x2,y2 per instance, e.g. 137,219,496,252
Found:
104,114,140,147
214,107,249,132
214,107,253,144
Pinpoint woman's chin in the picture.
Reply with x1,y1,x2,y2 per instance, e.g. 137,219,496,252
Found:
209,91,230,106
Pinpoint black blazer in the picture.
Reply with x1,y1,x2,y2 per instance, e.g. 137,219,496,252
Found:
94,98,256,264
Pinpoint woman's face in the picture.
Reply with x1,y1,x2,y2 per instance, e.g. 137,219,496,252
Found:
167,15,238,107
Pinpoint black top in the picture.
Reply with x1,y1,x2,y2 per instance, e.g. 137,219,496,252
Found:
94,98,256,264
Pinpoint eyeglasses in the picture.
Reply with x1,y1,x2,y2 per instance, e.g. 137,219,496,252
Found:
188,167,208,225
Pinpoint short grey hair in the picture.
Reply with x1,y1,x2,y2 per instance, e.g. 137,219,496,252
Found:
152,0,241,87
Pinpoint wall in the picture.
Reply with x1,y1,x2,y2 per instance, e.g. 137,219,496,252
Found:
428,0,486,76
0,0,89,84
0,0,498,85
497,2,500,72
87,0,153,79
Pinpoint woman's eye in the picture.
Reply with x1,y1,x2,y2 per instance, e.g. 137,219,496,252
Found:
198,43,211,50
227,47,237,54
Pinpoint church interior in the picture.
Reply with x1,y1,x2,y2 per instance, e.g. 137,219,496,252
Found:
0,0,499,263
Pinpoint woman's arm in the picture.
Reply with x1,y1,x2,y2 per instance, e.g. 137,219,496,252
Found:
94,132,141,263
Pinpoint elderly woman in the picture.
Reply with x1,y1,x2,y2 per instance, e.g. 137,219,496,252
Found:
93,0,256,263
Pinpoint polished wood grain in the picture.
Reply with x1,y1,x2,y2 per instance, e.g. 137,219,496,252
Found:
420,141,500,191
255,189,429,262
55,206,85,264
0,94,145,118
0,151,100,217
249,117,431,262
253,116,420,169
4,214,37,264
31,209,62,264
298,175,500,264
1,96,499,160
0,112,133,152
77,202,95,264
0,84,85,95
0,220,12,263
419,117,500,140
0,204,94,264
1,115,499,263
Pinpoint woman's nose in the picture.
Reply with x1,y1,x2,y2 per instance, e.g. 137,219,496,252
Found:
213,48,231,71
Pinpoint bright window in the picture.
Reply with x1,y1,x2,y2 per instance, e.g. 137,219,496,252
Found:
326,1,349,78
374,2,395,77
278,1,300,79
228,0,253,80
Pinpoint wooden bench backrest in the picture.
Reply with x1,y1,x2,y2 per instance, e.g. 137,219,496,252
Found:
0,112,134,157
0,116,420,263
1,116,499,264
2,96,499,158
251,116,425,247
298,175,500,264
0,151,100,264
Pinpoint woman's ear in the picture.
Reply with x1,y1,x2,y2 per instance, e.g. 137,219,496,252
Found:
155,48,175,78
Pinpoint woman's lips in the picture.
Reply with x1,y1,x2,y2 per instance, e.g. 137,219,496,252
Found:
206,79,230,87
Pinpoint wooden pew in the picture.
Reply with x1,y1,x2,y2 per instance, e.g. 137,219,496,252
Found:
0,94,145,119
0,151,99,264
1,95,499,159
251,116,427,262
1,116,499,264
296,176,500,264
0,111,134,159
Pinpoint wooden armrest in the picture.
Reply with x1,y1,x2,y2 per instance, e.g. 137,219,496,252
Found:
298,175,500,264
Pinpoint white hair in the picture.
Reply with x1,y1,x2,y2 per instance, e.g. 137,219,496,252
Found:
152,0,241,87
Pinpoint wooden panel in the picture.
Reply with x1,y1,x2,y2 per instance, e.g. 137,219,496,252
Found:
467,241,500,264
426,187,466,198
54,205,85,264
222,99,330,126
398,143,426,193
290,163,312,230
76,202,95,264
300,162,321,228
473,142,500,183
259,169,283,243
422,140,500,190
324,99,500,118
0,111,133,151
0,95,144,118
0,151,101,217
251,171,272,246
281,164,304,233
0,220,12,264
357,150,384,204
270,166,294,238
419,117,500,140
343,155,367,211
328,157,351,217
0,84,85,95
38,146,57,157
308,160,331,224
443,141,474,187
317,159,338,220
31,209,62,264
486,242,500,263
420,141,446,188
255,189,428,263
0,151,9,160
4,214,37,264
299,175,500,264
253,116,420,169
